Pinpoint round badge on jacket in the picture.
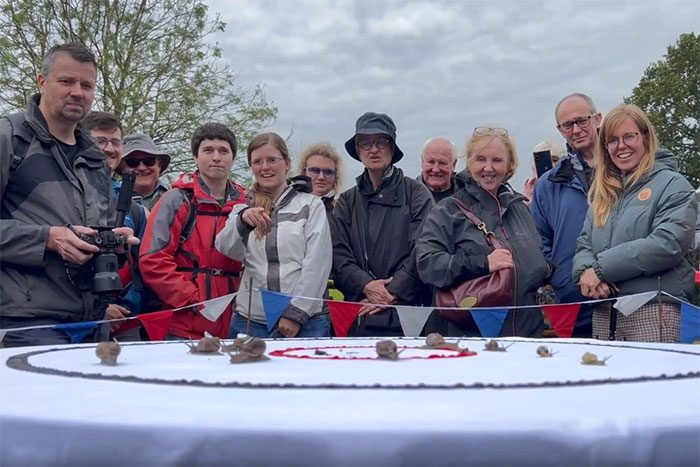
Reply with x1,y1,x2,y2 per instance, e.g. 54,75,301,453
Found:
637,188,652,201
459,296,479,308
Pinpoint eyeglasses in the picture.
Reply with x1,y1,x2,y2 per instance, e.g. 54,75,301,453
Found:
306,167,336,177
250,156,286,167
93,137,123,149
557,115,595,132
356,138,392,151
473,127,508,136
124,156,157,168
605,132,639,151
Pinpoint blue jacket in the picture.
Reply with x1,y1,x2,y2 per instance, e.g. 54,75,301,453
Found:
531,150,592,326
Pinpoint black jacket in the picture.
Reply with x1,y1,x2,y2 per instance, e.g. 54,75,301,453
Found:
330,167,434,304
415,173,548,337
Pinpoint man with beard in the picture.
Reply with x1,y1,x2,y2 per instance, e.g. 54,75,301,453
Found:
0,43,136,347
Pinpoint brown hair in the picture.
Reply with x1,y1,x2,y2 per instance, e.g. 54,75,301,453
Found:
246,132,290,238
589,104,658,227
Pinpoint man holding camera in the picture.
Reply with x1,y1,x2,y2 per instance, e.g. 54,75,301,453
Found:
530,93,602,337
0,43,136,347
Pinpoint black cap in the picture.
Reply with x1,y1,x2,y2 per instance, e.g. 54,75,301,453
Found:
344,112,404,163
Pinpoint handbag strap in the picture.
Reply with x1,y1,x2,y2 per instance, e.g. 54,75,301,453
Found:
451,198,505,250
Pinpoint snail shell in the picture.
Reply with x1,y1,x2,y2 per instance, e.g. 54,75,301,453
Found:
581,352,609,365
240,337,267,357
484,339,504,351
376,340,399,360
425,333,446,347
536,345,554,358
195,336,221,353
95,341,121,366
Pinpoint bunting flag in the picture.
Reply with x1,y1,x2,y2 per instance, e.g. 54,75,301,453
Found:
680,302,700,344
260,290,291,332
615,291,657,316
542,303,580,338
137,310,173,341
199,292,237,322
327,301,362,338
53,322,98,343
471,308,508,337
396,306,434,337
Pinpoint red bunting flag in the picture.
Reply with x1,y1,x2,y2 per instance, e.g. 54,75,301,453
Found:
327,301,362,337
542,303,580,338
137,310,174,341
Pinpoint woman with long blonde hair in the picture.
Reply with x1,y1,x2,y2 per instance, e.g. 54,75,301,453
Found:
573,104,697,342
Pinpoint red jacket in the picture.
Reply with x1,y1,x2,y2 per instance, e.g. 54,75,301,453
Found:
139,172,246,339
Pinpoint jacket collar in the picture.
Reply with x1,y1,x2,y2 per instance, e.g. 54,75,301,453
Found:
357,165,404,206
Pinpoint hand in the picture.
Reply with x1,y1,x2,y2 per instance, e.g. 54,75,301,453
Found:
277,317,301,338
362,277,395,305
241,207,271,230
523,177,537,201
487,249,514,272
358,297,396,316
47,225,100,265
579,267,614,299
105,304,131,331
112,226,140,247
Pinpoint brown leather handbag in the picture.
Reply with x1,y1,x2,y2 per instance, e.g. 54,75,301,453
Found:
435,198,514,328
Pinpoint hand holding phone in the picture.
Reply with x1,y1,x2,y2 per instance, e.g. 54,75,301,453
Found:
534,150,553,178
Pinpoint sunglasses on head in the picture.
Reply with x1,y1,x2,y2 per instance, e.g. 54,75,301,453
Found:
124,156,158,168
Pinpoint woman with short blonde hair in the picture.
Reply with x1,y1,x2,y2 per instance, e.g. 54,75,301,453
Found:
296,141,343,213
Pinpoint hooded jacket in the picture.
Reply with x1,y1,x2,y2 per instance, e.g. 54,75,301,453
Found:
215,184,332,327
416,172,548,337
530,149,592,321
1,94,112,322
330,167,434,304
139,172,246,339
573,150,697,301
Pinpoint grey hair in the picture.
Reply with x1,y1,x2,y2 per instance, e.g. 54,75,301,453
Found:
41,43,96,76
554,93,597,121
421,136,457,160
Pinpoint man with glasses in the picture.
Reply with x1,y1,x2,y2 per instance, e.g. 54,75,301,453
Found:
418,137,458,203
121,134,171,210
330,112,434,336
0,43,136,347
530,93,602,337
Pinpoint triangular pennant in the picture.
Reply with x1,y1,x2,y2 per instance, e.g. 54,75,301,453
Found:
396,306,434,337
199,292,237,322
542,303,580,338
680,302,700,344
137,310,173,341
53,321,97,343
260,290,291,332
615,291,657,316
470,308,508,337
327,301,362,338
111,317,140,334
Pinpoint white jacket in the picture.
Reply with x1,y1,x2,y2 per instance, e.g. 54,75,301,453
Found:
215,185,332,325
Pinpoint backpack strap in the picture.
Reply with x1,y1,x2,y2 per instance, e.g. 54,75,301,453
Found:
5,114,31,173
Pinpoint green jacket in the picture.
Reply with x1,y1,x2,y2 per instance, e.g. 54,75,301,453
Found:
573,150,697,301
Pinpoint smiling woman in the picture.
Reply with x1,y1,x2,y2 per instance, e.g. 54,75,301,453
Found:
573,104,697,342
296,141,344,213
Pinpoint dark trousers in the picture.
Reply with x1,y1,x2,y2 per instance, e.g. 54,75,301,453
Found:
0,316,105,348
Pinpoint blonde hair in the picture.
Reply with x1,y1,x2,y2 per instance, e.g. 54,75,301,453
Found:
532,139,565,164
246,132,290,239
589,104,658,227
295,141,344,193
465,131,518,181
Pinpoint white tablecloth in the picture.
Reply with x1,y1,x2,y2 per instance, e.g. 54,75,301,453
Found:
1,338,699,466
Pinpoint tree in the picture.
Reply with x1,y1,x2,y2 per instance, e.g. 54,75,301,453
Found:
626,32,700,188
0,0,276,183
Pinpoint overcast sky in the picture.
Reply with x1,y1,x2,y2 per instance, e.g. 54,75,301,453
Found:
209,0,698,192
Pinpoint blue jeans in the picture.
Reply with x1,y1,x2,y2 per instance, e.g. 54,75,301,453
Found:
230,313,329,338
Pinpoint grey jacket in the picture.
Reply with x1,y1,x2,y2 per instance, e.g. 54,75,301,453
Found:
1,94,113,321
573,150,697,301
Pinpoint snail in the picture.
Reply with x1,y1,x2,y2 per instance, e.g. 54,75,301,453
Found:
227,336,269,364
484,339,513,352
376,340,401,360
581,352,611,365
95,339,121,366
422,333,472,354
536,346,556,358
185,335,222,354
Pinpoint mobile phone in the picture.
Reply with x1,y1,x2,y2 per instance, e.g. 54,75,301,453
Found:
534,150,553,178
